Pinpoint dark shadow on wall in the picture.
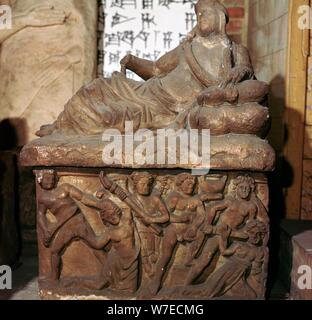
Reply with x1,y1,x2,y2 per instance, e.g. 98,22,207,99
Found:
265,75,292,298
0,118,27,268
0,119,18,151
0,118,35,299
0,118,29,150
265,75,312,298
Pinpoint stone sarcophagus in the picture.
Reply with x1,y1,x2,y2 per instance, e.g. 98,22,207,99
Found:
20,0,275,300
26,169,271,300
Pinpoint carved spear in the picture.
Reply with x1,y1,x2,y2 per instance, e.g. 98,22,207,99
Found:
99,172,162,235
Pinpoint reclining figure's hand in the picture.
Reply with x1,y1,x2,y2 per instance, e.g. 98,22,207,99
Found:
220,66,253,89
197,86,238,107
120,54,133,75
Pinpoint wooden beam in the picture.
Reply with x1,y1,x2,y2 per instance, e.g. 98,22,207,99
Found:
284,0,310,219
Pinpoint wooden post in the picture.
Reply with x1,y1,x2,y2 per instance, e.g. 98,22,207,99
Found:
284,0,310,219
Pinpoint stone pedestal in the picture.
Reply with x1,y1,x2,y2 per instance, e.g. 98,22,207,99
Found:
20,135,273,300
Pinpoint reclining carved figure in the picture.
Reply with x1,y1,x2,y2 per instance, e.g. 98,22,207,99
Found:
36,0,269,137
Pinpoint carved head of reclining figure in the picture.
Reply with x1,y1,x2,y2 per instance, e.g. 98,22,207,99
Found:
194,0,229,36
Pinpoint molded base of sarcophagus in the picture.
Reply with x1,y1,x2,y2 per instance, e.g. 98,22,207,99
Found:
33,168,270,300
38,289,265,300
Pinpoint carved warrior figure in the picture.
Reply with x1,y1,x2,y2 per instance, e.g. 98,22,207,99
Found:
37,0,269,137
167,219,268,299
157,176,269,298
129,172,169,279
36,170,85,248
58,203,139,293
34,169,269,299
98,172,169,281
139,173,225,296
183,175,267,286
37,170,139,292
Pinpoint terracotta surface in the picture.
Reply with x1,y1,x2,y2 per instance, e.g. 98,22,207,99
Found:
20,0,275,300
20,133,275,171
34,169,270,300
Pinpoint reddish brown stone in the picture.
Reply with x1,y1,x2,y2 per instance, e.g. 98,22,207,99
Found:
33,169,270,300
19,0,274,300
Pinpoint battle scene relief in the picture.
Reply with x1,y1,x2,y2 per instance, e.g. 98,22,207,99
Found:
35,169,269,300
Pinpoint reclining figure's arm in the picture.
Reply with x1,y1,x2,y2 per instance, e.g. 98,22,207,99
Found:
234,44,254,75
120,46,180,81
220,44,254,88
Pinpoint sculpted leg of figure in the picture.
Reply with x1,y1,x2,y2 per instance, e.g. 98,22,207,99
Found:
49,217,96,281
236,80,269,103
38,213,52,246
201,262,247,298
184,231,205,267
43,209,80,247
140,233,154,277
49,229,79,281
152,235,161,263
184,236,220,285
179,260,245,299
143,225,178,296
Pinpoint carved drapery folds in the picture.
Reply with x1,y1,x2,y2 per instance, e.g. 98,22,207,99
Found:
35,169,269,300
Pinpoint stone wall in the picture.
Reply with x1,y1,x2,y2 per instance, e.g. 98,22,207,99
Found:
0,0,98,144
